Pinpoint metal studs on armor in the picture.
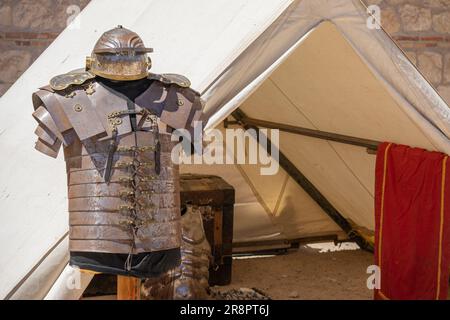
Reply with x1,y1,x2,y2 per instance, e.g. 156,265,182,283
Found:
116,161,134,169
119,204,134,213
119,190,135,199
119,177,134,183
140,190,155,196
139,176,157,182
74,104,83,112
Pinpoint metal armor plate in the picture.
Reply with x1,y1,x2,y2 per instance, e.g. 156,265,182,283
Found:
141,205,211,300
50,69,96,91
148,73,192,89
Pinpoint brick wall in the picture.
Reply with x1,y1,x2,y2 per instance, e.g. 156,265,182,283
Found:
366,0,450,103
0,0,450,104
0,0,90,96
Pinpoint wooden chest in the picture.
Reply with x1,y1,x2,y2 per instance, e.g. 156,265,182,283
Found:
180,174,235,286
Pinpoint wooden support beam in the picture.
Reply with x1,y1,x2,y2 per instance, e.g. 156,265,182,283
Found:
117,276,141,300
233,115,380,151
232,109,371,251
232,235,340,254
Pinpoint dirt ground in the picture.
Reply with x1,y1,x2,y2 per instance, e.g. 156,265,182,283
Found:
218,243,376,300
215,246,366,300
218,242,450,300
85,242,450,300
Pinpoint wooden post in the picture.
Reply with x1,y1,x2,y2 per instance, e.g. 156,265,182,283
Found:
117,276,141,300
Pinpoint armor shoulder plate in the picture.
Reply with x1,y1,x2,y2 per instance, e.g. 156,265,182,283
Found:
50,69,96,91
148,73,192,89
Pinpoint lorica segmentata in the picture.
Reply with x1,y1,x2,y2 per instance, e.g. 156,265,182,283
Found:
31,26,204,277
32,74,203,273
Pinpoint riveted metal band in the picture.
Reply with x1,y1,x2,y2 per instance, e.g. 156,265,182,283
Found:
69,231,180,254
64,126,180,255
68,181,178,198
68,194,180,212
63,132,174,157
70,208,179,225
68,167,177,185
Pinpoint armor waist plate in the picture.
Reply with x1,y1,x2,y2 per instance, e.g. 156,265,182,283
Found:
65,131,181,255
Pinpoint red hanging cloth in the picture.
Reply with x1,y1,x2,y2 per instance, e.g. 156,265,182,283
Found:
375,142,450,300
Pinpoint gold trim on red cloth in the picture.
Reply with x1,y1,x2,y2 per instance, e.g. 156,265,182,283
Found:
436,156,448,300
377,143,392,286
376,145,449,300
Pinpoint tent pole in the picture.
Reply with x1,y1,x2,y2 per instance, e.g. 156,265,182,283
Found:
235,116,380,151
232,109,371,251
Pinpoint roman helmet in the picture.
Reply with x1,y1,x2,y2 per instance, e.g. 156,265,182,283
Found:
86,25,153,81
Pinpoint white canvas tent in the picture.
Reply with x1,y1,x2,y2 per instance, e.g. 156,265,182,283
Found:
1,0,450,300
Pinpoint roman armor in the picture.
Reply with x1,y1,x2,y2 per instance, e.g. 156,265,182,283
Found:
31,26,204,277
141,205,212,300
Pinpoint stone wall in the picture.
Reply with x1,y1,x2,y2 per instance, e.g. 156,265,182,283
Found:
0,0,450,104
365,0,450,103
0,0,90,96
